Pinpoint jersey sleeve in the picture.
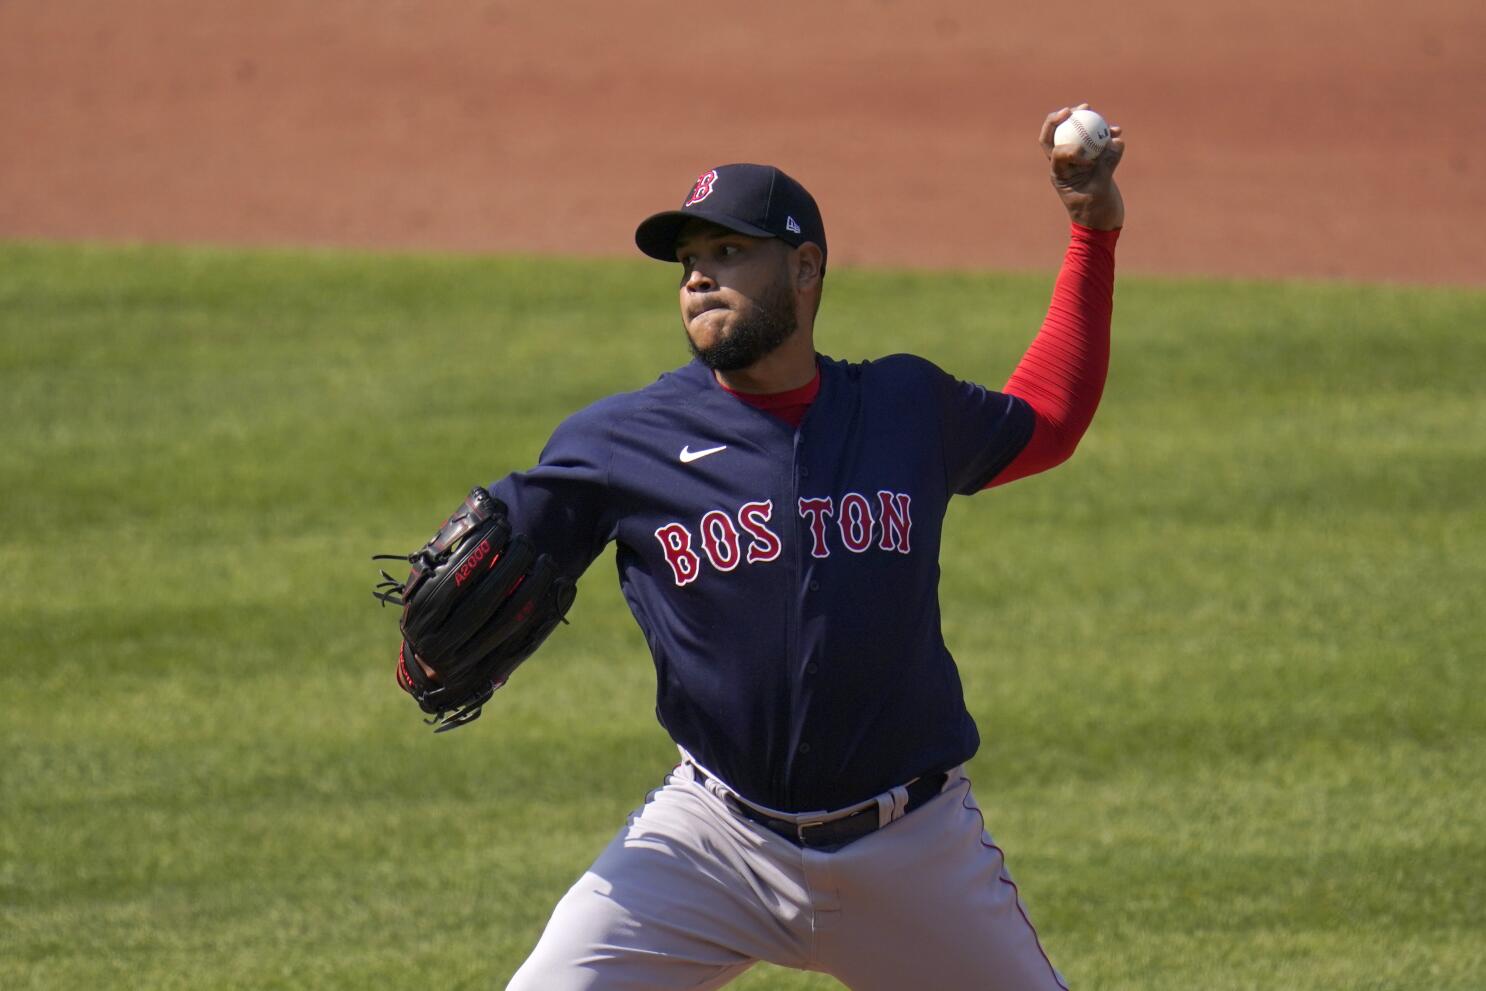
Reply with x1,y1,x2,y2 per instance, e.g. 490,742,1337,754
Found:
926,362,1037,496
486,404,616,581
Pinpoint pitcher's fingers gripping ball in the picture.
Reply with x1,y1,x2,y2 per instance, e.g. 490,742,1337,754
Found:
1042,104,1126,231
373,486,577,732
1053,108,1111,161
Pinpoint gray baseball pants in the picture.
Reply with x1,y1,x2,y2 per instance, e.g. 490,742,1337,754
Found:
506,761,1069,990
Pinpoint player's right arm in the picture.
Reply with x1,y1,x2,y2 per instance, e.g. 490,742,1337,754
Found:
988,222,1119,486
985,106,1125,487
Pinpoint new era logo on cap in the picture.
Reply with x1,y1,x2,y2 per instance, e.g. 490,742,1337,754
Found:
635,164,828,269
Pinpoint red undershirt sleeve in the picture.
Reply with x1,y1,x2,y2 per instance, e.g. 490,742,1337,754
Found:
987,222,1120,488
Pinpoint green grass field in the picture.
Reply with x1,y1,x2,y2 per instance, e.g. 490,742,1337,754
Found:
2,241,1482,990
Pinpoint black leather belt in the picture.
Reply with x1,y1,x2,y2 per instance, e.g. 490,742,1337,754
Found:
692,769,949,850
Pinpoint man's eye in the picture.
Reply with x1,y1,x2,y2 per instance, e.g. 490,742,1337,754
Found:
721,244,740,256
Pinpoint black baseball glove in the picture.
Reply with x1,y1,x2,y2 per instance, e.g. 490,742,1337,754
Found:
373,487,577,732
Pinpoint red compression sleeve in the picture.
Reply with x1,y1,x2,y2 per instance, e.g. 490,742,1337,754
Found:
988,223,1120,488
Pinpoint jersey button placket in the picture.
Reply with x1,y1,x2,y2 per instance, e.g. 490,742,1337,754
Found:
788,431,815,802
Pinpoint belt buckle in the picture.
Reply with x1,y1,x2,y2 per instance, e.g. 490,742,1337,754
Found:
796,819,830,846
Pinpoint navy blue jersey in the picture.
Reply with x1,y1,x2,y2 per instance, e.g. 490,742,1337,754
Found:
489,353,1034,812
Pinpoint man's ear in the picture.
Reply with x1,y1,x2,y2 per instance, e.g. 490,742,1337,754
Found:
793,242,824,290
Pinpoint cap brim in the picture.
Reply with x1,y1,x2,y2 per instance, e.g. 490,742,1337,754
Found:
634,209,777,262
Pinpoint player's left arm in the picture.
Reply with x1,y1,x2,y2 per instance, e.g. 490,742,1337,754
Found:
987,105,1125,488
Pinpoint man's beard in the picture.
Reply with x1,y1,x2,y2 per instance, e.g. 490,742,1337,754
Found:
686,278,798,372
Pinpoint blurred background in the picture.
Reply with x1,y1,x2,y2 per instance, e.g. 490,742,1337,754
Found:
1,0,1482,283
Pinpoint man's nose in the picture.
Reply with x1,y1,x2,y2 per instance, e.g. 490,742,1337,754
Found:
684,266,715,292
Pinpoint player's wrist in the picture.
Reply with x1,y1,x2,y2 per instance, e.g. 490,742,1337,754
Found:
1061,194,1124,231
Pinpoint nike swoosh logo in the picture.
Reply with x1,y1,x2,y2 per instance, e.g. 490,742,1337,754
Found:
679,444,728,464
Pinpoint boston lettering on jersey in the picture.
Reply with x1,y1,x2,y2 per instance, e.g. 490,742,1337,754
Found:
489,354,1033,812
653,491,911,586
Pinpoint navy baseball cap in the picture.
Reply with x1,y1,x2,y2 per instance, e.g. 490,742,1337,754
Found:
635,163,827,268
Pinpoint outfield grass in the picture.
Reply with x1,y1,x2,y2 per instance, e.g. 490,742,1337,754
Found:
1,241,1482,990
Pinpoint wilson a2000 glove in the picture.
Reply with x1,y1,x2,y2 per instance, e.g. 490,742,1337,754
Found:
374,487,576,732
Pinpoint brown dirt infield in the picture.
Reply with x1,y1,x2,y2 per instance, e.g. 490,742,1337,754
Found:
1,0,1481,284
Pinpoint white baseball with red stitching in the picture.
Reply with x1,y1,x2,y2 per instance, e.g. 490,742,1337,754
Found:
1053,109,1111,160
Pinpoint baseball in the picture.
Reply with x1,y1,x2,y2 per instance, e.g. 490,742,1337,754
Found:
1053,109,1111,160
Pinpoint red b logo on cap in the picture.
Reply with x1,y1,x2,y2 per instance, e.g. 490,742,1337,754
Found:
684,169,718,206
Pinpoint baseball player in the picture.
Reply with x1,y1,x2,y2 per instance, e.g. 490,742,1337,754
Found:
463,107,1123,989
